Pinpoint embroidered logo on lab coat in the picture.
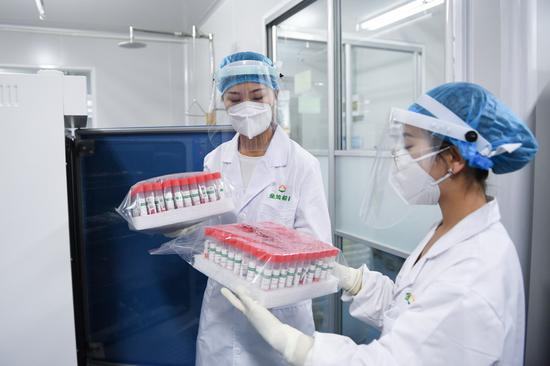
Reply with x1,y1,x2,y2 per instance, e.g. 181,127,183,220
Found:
404,292,415,305
268,184,291,202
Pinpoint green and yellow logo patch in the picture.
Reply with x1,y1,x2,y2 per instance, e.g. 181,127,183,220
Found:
269,184,291,202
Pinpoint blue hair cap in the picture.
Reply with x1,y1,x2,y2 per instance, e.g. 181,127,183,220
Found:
409,82,538,174
217,51,279,94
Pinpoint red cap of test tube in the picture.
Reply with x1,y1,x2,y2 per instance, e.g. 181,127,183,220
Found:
143,183,154,192
131,184,143,197
226,237,240,251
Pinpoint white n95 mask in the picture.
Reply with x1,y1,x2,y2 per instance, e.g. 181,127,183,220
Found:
227,101,273,139
389,149,452,205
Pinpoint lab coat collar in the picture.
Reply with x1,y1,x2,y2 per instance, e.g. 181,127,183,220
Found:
425,197,501,260
220,126,290,167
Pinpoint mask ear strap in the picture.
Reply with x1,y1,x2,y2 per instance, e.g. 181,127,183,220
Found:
433,168,454,185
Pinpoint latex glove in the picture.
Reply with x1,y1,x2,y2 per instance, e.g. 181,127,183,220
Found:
333,262,363,296
221,287,314,366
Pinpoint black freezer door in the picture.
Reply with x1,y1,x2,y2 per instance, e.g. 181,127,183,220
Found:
67,127,234,366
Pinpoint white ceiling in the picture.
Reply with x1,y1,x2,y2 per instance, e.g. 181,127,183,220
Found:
0,0,220,33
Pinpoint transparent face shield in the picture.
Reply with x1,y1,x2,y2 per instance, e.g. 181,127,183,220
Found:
359,108,458,229
212,60,281,154
215,60,279,96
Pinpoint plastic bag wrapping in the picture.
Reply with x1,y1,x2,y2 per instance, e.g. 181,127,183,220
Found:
151,221,342,308
116,171,235,234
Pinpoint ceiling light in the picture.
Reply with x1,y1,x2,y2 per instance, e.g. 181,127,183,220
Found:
359,0,443,31
34,0,46,20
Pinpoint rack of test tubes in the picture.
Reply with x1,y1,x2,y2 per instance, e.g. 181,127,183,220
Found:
193,222,340,308
118,172,235,232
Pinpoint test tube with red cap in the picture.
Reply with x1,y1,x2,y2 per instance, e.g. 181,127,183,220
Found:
305,253,316,284
163,180,176,210
269,255,281,290
205,174,218,202
206,233,217,262
233,239,243,276
130,185,145,217
260,254,274,291
294,253,307,286
196,174,209,204
246,247,259,283
240,242,249,279
246,247,264,287
153,182,166,212
214,237,223,266
177,177,191,207
212,172,225,199
172,178,185,209
253,249,268,289
143,183,157,215
278,254,290,289
286,253,298,288
313,252,324,282
327,249,338,274
225,238,236,271
321,250,332,280
187,176,201,206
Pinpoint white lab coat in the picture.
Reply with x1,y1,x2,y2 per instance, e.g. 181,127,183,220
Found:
305,199,525,366
196,127,332,366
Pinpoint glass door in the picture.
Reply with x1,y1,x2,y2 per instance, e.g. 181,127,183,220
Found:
267,0,336,332
267,0,449,341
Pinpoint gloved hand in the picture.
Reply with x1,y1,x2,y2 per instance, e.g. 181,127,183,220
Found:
221,287,314,366
333,263,363,296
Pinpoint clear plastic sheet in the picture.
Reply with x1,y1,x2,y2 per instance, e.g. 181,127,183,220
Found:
151,221,342,308
116,171,235,234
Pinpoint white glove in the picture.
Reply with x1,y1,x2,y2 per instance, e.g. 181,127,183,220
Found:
221,287,314,366
333,263,363,296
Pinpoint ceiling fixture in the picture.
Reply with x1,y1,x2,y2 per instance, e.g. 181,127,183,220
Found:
358,0,444,31
34,0,46,20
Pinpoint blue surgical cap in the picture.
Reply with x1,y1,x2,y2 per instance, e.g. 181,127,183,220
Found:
217,51,279,94
408,82,538,174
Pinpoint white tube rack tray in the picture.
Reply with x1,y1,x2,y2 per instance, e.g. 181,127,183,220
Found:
129,198,235,232
193,254,339,308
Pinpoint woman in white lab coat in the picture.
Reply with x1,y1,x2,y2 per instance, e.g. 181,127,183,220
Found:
195,52,331,366
221,82,538,365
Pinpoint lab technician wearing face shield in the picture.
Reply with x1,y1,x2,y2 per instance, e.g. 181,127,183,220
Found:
222,82,538,366
196,51,331,366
